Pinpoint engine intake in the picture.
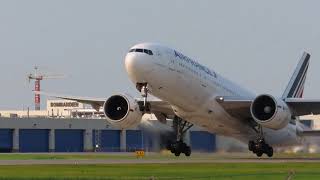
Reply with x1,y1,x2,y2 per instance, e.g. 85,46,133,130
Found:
251,95,276,121
250,94,291,130
103,94,142,129
104,95,129,120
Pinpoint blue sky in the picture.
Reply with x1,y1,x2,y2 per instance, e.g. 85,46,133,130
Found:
0,0,320,109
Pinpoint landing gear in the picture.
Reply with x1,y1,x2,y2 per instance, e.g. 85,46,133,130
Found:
136,83,150,112
166,116,193,157
249,139,273,157
167,140,191,157
136,83,192,156
248,125,273,157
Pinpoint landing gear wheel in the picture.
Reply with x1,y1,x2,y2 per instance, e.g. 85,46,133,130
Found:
184,146,191,157
174,152,181,157
248,139,274,158
266,147,273,157
168,141,191,157
256,151,263,157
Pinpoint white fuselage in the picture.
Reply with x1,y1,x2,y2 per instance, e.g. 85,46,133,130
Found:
125,43,304,146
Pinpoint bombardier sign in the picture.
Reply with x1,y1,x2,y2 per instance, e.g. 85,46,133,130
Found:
50,102,80,108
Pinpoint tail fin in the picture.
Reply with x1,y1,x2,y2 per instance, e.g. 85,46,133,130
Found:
282,52,310,99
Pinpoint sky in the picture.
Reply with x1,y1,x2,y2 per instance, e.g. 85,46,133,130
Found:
0,0,320,110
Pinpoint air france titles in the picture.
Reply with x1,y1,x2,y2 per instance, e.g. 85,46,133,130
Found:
174,50,217,78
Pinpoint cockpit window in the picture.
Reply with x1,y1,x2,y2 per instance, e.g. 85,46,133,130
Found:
147,50,153,55
128,48,153,55
136,49,143,52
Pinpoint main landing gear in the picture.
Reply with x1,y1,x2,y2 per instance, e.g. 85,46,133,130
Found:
136,83,193,157
166,116,193,157
248,125,273,157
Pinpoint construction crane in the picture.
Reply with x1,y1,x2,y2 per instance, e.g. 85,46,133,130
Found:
27,66,64,110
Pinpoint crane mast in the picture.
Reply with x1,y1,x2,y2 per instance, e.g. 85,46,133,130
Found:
28,66,63,110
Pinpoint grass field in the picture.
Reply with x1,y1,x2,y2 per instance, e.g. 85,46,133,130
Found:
0,153,318,179
0,163,319,179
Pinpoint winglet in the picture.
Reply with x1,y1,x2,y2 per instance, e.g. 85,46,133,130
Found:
282,52,310,99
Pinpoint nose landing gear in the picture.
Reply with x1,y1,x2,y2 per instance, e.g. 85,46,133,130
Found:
248,125,273,157
136,83,150,112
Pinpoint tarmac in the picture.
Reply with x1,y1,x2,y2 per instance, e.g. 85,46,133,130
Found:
0,159,319,165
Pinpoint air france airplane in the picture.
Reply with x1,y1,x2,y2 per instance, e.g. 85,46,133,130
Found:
39,43,320,157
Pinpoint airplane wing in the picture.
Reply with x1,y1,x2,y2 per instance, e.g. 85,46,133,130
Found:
35,91,106,111
35,91,175,118
215,96,253,119
216,96,320,119
285,98,320,116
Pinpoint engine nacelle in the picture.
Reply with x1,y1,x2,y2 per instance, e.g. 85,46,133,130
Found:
103,94,142,129
250,94,291,130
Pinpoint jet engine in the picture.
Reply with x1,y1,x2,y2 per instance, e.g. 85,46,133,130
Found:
250,94,291,130
103,94,142,129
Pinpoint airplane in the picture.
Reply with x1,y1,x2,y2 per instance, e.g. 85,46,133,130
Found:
37,43,320,157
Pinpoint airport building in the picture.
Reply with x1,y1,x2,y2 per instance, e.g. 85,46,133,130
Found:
0,117,216,153
0,100,86,118
0,100,217,153
1,99,318,153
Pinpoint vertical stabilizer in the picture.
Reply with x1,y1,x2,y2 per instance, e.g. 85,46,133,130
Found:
282,52,310,99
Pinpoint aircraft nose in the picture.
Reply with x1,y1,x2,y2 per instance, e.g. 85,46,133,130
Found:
125,53,148,82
